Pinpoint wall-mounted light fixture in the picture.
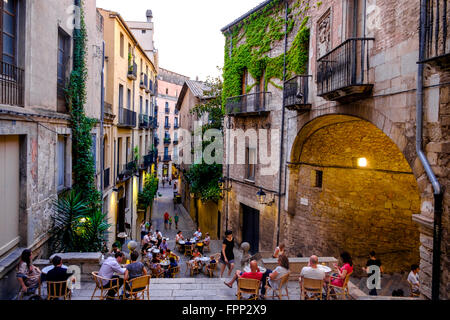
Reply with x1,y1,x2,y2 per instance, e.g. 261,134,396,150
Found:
218,177,232,199
357,157,368,167
256,187,275,206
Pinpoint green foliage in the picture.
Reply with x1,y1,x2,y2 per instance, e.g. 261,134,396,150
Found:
222,0,310,104
138,173,159,211
66,0,101,209
50,190,111,253
185,164,223,203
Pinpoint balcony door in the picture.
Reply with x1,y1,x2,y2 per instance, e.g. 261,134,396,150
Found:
1,0,17,66
241,204,260,255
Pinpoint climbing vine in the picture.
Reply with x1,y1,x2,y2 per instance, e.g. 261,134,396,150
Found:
222,0,312,103
66,0,101,208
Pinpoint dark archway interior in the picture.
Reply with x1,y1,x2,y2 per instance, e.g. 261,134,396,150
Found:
288,115,420,274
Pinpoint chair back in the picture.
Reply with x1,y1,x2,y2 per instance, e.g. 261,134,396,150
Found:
47,280,70,300
209,262,217,271
343,270,353,288
238,278,260,292
169,265,180,277
127,275,150,292
408,280,420,297
303,277,323,291
185,244,193,256
279,272,290,288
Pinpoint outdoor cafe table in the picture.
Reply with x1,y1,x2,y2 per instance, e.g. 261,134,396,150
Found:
160,260,170,269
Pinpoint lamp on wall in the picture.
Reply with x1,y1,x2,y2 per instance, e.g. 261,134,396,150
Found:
218,177,232,199
256,187,275,206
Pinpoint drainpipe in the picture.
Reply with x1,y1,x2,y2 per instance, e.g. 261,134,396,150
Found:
418,0,443,301
225,29,233,232
276,0,289,246
100,41,105,213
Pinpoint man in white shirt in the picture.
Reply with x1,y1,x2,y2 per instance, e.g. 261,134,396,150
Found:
407,264,420,294
98,252,126,297
299,255,325,299
142,232,151,246
193,228,202,241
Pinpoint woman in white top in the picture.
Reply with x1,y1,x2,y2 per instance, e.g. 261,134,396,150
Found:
268,254,289,290
272,243,286,258
176,231,184,244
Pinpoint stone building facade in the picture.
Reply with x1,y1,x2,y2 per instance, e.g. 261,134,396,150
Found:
0,0,103,299
222,0,449,299
156,68,189,180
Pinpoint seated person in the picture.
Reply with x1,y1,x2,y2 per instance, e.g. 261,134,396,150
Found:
224,260,263,288
205,256,217,274
272,243,286,258
156,234,163,248
175,231,185,244
191,248,203,269
150,257,163,276
98,252,126,297
124,251,147,293
193,228,202,241
16,249,41,295
407,264,420,294
165,257,178,277
299,255,325,298
330,251,353,288
45,255,74,298
160,238,169,253
267,254,290,292
165,249,179,262
141,243,150,258
141,232,151,247
203,233,211,246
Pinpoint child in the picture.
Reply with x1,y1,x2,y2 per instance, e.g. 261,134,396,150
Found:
174,213,179,229
168,216,173,229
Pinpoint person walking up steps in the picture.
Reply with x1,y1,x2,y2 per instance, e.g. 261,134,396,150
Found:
174,213,179,229
168,216,173,230
164,212,169,230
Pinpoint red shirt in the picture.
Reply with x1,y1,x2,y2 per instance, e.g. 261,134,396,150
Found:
241,271,263,281
164,213,169,220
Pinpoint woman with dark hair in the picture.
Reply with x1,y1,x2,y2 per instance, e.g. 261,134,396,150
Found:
220,230,235,278
16,249,41,295
266,254,290,291
331,251,353,287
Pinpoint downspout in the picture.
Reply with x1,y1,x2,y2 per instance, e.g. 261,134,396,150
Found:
131,47,136,241
225,28,233,232
418,0,443,301
276,0,289,246
100,41,105,213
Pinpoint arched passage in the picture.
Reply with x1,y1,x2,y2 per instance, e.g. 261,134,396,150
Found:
286,115,421,274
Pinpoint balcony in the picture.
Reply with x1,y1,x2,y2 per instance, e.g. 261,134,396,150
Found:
103,168,110,189
139,114,149,129
118,107,137,128
0,61,24,107
226,92,271,116
164,137,171,145
163,155,172,162
164,122,171,129
173,138,179,145
317,38,374,102
283,75,311,111
174,123,179,129
140,73,148,90
419,0,450,69
150,80,157,96
127,62,137,80
117,161,137,181
165,107,170,114
141,152,155,169
154,137,160,146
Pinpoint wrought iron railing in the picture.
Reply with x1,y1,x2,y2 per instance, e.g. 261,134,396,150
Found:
421,0,449,61
142,152,155,168
164,137,171,144
140,73,148,89
127,62,137,80
118,160,137,180
284,75,311,107
118,107,137,127
1,61,24,107
163,155,171,162
139,114,149,128
317,38,374,97
226,92,271,115
104,168,110,189
164,122,171,129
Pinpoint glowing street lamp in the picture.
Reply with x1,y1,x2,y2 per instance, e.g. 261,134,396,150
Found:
357,157,368,167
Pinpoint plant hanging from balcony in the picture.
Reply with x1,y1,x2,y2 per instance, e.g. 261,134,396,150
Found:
138,173,159,213
65,0,101,208
222,0,312,103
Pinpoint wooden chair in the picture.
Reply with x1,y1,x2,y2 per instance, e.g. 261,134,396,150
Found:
123,275,150,300
237,278,260,300
205,262,217,277
264,272,290,300
150,267,165,278
168,265,180,278
91,272,120,300
327,271,353,300
300,277,324,300
203,242,211,253
46,280,72,300
184,244,194,257
408,280,420,297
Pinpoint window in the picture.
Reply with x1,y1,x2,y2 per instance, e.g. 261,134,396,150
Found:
314,170,323,188
142,29,146,34
241,68,248,94
126,137,130,163
127,89,131,109
1,0,17,65
57,136,67,191
140,96,143,114
165,102,169,108
166,88,168,95
119,84,124,108
91,134,97,173
120,33,124,58
145,99,149,115
165,116,169,126
164,147,168,157
57,29,71,111
245,147,256,181
174,117,178,127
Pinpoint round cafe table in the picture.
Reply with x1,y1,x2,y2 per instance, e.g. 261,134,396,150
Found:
178,240,185,245
160,260,170,269
243,265,266,273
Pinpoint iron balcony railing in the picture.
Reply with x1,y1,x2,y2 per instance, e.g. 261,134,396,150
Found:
118,160,137,180
142,152,155,168
163,155,171,162
283,75,311,107
164,137,171,144
104,168,110,189
226,92,271,115
164,122,171,129
317,38,374,97
1,61,24,107
127,62,137,80
154,137,160,146
118,107,137,127
140,73,148,89
421,0,449,62
139,114,150,128
173,138,179,145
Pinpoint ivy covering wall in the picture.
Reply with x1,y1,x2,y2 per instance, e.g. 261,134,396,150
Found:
222,0,312,103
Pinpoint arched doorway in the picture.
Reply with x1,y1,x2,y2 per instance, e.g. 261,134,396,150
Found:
286,115,421,274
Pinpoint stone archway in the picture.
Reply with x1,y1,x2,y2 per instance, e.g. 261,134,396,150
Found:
285,115,421,275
